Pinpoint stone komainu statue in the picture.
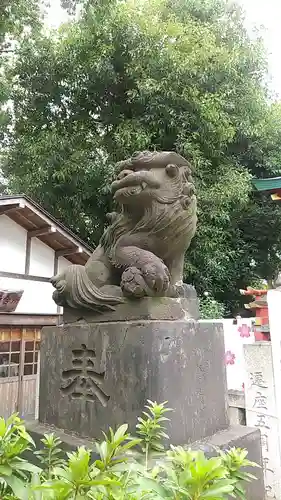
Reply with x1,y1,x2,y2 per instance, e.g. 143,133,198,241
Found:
51,151,197,312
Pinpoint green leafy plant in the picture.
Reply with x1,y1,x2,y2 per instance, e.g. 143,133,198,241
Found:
136,400,172,468
35,433,63,479
0,413,40,498
35,446,120,499
162,447,235,499
0,403,259,500
220,447,259,500
95,424,141,472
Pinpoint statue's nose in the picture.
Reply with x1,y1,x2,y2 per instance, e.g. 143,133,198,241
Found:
117,169,134,180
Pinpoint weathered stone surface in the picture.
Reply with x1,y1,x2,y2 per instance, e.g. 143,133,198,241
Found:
50,151,197,313
39,319,228,444
63,291,199,324
228,390,246,425
228,389,245,409
25,420,96,465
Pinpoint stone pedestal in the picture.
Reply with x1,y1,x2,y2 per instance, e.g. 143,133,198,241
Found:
39,317,228,444
36,297,264,499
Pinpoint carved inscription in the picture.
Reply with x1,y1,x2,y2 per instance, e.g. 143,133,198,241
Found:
61,344,109,406
250,370,275,497
250,371,268,389
253,391,268,410
260,433,269,453
254,413,270,430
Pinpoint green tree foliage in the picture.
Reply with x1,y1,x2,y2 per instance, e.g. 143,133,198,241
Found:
2,0,281,314
199,293,227,320
0,0,41,52
0,0,42,168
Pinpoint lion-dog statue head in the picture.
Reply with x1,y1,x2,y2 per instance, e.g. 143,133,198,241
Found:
102,151,197,286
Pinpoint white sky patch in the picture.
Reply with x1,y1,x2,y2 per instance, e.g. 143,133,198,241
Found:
44,0,70,28
237,0,281,97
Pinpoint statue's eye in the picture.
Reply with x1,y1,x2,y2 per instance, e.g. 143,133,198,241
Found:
165,164,178,177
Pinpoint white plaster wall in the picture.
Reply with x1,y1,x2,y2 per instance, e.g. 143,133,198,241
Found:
200,317,255,391
0,215,71,314
58,256,71,273
222,318,255,391
29,238,54,277
0,277,57,314
0,215,26,273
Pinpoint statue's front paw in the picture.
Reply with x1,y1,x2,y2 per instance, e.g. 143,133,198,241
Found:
52,290,67,307
50,273,68,306
121,267,150,298
142,261,170,295
50,272,66,292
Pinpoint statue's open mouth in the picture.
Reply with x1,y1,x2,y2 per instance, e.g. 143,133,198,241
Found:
111,171,160,198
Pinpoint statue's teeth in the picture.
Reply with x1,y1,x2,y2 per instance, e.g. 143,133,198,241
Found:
141,182,147,189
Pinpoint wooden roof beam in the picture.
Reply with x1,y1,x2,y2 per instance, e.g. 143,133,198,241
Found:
0,201,25,215
55,247,83,258
28,226,57,237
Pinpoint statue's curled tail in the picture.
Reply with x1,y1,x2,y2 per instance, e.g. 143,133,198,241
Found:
50,265,124,312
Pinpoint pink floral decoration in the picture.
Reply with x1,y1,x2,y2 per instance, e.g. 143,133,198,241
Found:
238,324,251,338
225,350,236,365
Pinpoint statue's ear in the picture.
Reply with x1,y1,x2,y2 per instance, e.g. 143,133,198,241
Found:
165,163,179,177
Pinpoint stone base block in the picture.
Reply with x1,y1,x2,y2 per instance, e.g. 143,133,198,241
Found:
228,390,246,425
39,315,228,444
193,425,265,500
63,292,199,324
26,421,264,500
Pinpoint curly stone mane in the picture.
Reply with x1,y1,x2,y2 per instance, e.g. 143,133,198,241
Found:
101,155,196,264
